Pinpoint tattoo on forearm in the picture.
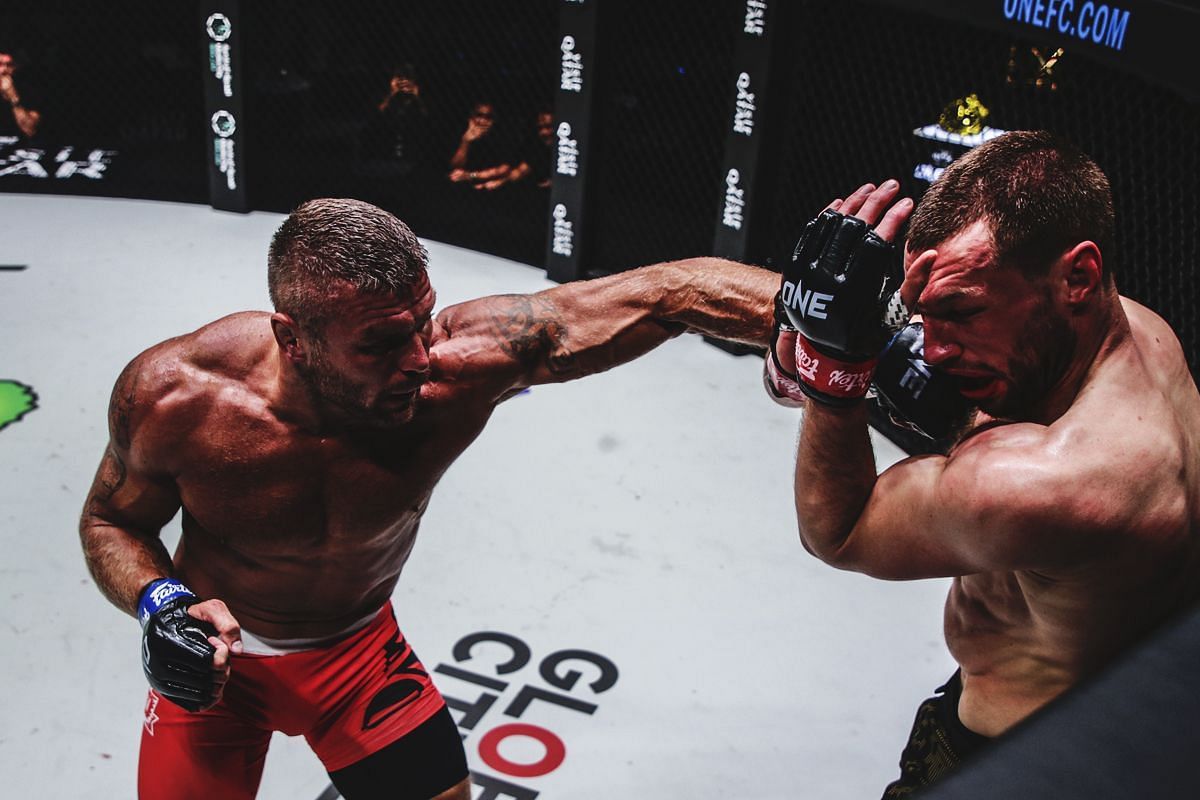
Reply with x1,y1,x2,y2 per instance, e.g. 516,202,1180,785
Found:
492,296,578,376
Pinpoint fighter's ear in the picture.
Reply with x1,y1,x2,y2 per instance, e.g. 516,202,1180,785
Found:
270,313,306,363
1060,241,1104,308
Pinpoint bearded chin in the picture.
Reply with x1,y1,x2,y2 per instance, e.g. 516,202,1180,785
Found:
297,351,377,424
986,299,1077,422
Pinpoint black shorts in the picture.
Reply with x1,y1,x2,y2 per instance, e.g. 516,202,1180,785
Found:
330,705,467,799
881,671,991,798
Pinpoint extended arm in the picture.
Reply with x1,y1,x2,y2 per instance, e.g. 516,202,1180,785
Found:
434,257,778,400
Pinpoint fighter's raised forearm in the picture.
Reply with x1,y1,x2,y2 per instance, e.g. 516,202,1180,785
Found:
794,402,878,561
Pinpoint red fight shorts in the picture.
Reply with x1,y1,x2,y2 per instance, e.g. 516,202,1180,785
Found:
138,602,447,799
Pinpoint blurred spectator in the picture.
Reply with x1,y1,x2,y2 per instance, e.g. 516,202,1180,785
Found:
359,62,431,176
477,108,553,191
447,100,510,186
0,49,42,140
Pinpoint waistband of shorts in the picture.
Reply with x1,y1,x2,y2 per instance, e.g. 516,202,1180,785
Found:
238,603,389,656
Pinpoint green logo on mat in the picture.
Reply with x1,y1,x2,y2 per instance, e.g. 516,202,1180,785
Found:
0,381,37,431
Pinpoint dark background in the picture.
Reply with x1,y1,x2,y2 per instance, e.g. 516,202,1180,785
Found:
2,0,1197,378
0,1,206,201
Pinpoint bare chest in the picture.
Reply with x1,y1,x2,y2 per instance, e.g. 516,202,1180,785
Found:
173,403,487,553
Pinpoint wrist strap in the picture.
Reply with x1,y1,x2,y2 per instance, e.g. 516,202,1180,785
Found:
763,351,806,407
882,289,911,332
795,335,877,402
138,578,195,626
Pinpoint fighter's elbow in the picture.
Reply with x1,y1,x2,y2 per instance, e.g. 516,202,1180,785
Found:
795,518,855,568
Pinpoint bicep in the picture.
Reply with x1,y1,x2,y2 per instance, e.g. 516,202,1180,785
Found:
81,441,181,537
829,454,983,579
832,438,1090,579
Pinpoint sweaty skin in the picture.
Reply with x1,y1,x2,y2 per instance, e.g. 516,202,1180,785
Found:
794,184,1200,739
80,258,778,643
937,296,1200,734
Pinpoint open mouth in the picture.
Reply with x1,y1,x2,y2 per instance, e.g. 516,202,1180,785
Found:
953,373,999,399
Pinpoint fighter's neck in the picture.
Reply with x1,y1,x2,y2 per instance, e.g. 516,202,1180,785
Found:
1036,295,1132,424
267,345,385,438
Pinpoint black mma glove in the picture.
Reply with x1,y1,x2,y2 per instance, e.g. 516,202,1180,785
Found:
782,209,903,406
873,322,973,441
139,578,218,712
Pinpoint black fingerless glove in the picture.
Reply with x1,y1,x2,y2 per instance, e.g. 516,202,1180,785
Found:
139,578,218,712
782,209,903,406
873,323,974,441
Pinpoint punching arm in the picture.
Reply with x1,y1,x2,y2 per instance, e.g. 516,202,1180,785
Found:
433,257,779,401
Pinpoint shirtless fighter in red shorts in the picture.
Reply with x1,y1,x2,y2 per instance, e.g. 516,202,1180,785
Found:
78,198,780,799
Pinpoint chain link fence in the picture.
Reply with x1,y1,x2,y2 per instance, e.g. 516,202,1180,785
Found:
241,0,557,266
3,0,1196,379
584,0,741,275
0,1,205,202
766,0,1199,375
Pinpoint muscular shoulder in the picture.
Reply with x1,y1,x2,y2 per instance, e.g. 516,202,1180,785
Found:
110,313,275,466
944,408,1183,555
1121,296,1194,390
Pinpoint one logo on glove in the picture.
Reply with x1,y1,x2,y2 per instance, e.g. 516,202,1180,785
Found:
899,361,932,399
780,279,834,321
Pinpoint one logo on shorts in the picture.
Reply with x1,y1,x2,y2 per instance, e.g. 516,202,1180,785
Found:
211,110,237,138
144,690,161,736
206,13,232,42
363,632,430,731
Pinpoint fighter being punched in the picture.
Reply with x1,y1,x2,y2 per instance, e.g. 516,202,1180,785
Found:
768,131,1200,796
79,198,780,800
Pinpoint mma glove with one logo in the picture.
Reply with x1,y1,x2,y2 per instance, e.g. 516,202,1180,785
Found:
139,578,219,712
768,207,973,440
874,322,973,442
777,209,903,407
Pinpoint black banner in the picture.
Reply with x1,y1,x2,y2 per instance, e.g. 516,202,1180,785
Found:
544,0,601,282
712,1,783,264
200,2,248,212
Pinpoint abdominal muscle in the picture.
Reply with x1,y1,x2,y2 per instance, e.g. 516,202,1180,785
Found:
173,509,421,641
944,572,1080,737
